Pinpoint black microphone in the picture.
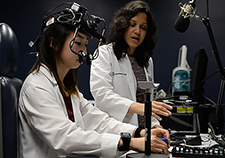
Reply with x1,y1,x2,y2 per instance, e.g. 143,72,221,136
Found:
70,41,93,66
77,51,92,66
174,0,196,33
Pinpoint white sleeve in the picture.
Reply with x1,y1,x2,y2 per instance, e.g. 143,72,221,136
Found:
20,79,135,158
151,116,160,127
90,45,134,122
79,95,136,157
79,92,136,135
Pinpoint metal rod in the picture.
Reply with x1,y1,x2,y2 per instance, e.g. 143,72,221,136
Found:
202,17,225,133
145,91,151,155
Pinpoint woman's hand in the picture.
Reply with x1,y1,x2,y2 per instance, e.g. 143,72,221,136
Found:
150,135,169,155
130,137,145,152
130,128,170,155
151,101,173,121
128,101,173,121
151,128,170,148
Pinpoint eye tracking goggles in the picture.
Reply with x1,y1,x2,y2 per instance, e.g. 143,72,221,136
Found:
28,2,106,65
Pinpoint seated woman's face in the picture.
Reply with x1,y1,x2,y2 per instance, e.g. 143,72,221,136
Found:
59,31,89,69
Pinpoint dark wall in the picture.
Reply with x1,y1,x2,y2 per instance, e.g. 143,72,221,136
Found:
1,0,225,130
0,0,129,99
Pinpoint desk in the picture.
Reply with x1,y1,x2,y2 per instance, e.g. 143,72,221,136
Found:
61,155,99,158
117,150,168,158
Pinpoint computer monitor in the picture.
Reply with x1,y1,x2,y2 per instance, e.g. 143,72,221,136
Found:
190,48,208,104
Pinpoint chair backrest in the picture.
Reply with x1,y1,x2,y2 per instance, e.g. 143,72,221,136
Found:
0,23,22,158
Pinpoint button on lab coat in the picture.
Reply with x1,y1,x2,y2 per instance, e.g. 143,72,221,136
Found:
19,65,136,158
90,43,159,127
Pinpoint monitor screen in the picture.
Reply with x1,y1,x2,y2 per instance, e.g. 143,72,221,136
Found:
190,48,208,103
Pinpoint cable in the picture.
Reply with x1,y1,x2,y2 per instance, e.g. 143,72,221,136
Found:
168,79,191,96
199,91,216,105
190,68,220,94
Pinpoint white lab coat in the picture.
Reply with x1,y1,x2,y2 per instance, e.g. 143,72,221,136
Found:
90,43,159,127
18,65,136,158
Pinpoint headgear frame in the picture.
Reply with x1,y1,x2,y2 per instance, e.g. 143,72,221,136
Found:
28,2,106,65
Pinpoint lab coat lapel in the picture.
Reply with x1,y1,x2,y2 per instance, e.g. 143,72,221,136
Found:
125,55,137,101
70,95,85,129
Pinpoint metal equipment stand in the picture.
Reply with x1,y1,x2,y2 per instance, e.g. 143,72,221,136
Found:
127,81,168,158
201,17,225,135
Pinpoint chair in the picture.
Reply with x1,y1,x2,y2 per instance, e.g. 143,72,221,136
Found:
0,23,22,158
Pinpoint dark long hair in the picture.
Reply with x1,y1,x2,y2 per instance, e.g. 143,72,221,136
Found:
30,23,78,97
108,0,157,67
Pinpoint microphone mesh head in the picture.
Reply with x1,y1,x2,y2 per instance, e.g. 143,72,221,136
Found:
174,15,190,33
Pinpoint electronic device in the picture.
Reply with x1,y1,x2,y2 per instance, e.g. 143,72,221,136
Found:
28,2,106,66
138,81,160,90
174,0,199,33
160,138,168,145
174,0,225,135
190,48,208,103
172,45,191,95
118,132,131,151
172,144,225,157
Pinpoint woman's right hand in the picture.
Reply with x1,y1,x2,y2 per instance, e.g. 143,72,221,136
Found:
128,101,173,121
130,128,170,155
151,101,173,121
129,136,169,155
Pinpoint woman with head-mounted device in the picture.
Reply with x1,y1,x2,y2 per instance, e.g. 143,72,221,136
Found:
18,2,170,158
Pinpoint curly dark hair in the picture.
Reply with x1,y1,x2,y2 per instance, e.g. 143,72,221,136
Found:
108,0,157,67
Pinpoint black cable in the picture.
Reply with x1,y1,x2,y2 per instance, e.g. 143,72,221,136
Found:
199,91,216,105
190,68,221,94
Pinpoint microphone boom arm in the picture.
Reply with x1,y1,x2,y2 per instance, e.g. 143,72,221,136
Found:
175,0,224,135
201,17,225,134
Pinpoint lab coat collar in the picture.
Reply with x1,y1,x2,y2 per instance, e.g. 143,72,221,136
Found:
38,64,58,85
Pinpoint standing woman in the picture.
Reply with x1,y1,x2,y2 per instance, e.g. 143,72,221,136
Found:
90,1,173,127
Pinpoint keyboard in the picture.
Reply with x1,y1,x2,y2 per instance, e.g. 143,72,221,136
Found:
172,144,225,157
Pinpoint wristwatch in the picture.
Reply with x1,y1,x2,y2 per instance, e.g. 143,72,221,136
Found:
118,132,131,151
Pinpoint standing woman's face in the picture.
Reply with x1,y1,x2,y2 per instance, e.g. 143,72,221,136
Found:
59,31,88,70
124,12,148,55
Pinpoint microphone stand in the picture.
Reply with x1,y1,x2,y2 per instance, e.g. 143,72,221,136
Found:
127,81,167,158
201,17,225,135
